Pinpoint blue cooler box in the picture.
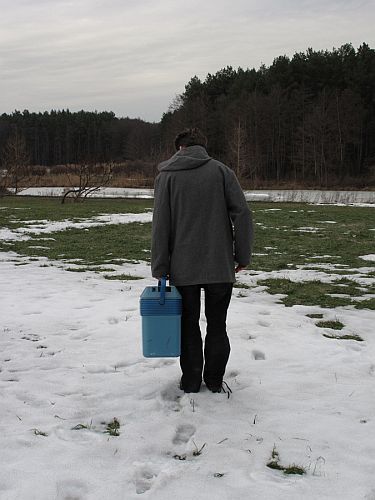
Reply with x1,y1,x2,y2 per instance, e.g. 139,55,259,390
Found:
140,277,182,357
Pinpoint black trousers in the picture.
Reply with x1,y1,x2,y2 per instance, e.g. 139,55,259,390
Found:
176,283,233,388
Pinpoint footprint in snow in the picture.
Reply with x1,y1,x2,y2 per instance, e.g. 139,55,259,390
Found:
56,479,88,500
257,319,271,328
252,350,266,360
70,335,89,343
21,334,40,342
160,382,181,402
364,489,375,500
160,383,182,411
346,344,363,352
85,365,115,374
107,317,120,325
67,325,81,331
172,423,196,445
258,310,271,316
152,359,176,368
133,464,158,495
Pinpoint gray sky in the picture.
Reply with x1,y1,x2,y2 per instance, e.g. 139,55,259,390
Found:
0,0,374,122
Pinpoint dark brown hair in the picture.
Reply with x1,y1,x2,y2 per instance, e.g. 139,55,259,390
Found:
174,127,208,151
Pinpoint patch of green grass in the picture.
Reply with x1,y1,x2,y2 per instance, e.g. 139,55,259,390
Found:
104,274,142,280
354,299,375,310
306,313,324,318
32,428,48,437
1,199,374,287
104,417,120,437
267,460,285,472
258,278,374,309
251,203,375,273
0,196,152,226
331,278,365,296
65,266,116,273
316,320,344,330
323,333,364,341
299,266,356,274
283,465,306,475
266,446,306,476
258,279,352,308
71,423,92,430
5,222,151,266
0,197,153,261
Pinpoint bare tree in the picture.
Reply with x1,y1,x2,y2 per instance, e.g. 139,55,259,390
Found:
227,114,250,180
61,162,113,203
0,129,31,195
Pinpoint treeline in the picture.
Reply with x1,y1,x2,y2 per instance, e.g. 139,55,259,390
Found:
0,110,160,166
161,43,375,187
0,43,374,188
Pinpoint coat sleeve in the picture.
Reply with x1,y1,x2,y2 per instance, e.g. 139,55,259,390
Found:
225,169,253,266
151,174,171,278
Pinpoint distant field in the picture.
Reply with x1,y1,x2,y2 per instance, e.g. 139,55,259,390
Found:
1,196,374,309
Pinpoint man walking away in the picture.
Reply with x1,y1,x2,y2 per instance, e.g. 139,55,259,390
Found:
151,128,253,394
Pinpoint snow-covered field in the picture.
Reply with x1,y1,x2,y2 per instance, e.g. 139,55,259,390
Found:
1,211,375,500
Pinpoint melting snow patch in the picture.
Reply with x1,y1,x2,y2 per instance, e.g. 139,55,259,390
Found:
308,255,341,259
359,254,375,262
258,208,282,211
0,229,30,241
327,203,375,208
292,227,320,233
0,212,153,241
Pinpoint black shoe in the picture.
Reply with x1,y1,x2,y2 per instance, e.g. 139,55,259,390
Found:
206,381,232,398
205,383,222,393
179,378,201,393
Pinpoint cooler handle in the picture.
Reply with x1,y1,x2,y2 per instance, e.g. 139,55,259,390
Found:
158,276,167,305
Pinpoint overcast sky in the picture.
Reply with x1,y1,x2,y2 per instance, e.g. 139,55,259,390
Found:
0,0,374,122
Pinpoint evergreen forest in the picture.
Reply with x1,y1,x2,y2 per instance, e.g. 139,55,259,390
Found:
1,43,374,188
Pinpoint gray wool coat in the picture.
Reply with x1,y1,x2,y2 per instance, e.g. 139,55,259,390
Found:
151,145,253,286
